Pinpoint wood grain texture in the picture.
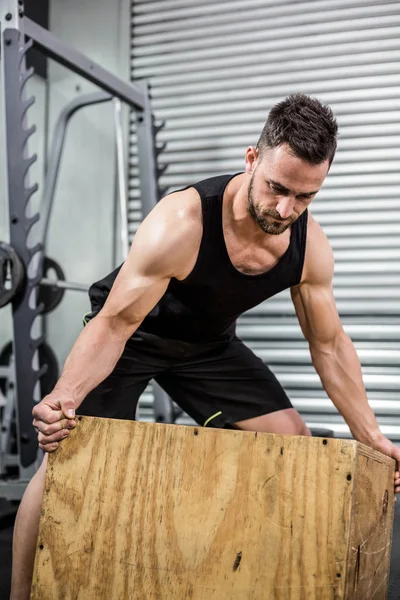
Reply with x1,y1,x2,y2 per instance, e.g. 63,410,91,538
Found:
345,444,395,599
30,417,395,600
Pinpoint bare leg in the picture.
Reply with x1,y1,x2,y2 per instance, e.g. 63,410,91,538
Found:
10,454,48,600
234,407,312,436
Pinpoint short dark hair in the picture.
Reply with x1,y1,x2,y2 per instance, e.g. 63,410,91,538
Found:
256,94,338,166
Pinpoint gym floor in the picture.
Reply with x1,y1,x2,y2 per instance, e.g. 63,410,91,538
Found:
0,498,399,599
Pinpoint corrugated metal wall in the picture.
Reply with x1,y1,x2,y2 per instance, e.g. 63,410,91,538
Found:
129,0,400,439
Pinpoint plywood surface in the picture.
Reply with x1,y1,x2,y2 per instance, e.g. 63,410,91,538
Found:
345,444,395,599
30,417,395,600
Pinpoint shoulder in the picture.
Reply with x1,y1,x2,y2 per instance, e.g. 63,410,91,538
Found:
138,186,202,234
158,186,202,225
301,212,334,285
147,186,203,252
130,186,203,279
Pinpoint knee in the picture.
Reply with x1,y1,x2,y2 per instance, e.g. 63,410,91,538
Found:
30,452,48,490
38,452,48,474
291,411,311,436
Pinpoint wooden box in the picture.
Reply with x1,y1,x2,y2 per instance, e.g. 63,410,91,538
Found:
31,417,395,599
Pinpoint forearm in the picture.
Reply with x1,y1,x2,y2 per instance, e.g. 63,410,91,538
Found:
53,315,136,408
310,332,381,443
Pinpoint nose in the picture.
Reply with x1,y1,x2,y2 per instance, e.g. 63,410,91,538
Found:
275,197,294,219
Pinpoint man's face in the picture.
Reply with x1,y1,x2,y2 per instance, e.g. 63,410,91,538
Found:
247,144,330,235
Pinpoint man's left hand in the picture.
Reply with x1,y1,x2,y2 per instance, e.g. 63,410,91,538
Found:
363,433,400,494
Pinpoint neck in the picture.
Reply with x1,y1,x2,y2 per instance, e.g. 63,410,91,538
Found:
226,174,270,243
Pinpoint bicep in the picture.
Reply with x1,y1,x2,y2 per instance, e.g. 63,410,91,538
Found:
291,220,343,346
101,262,170,332
291,283,342,347
97,195,199,335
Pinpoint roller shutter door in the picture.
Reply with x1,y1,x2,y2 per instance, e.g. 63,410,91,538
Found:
129,0,400,439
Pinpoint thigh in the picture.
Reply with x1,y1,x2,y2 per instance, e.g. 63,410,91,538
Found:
78,330,172,420
235,408,311,436
156,336,293,429
78,376,148,420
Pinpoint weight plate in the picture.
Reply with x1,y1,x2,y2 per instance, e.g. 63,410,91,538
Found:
0,241,25,308
38,257,66,314
0,341,59,397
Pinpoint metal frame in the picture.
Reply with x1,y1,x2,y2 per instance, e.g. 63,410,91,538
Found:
114,98,130,260
0,1,159,498
24,17,146,110
1,26,42,478
135,79,160,219
39,91,113,248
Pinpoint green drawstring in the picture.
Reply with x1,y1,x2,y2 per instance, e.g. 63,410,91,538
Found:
203,411,222,427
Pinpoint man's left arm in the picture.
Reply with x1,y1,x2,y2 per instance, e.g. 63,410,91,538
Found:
291,218,400,492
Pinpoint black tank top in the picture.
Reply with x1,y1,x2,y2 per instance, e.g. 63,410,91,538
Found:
88,173,308,342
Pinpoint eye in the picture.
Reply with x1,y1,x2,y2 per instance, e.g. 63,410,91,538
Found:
269,183,282,194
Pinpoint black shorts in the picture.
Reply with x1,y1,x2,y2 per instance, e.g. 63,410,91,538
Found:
78,328,293,429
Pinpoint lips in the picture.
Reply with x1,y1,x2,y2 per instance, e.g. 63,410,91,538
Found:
264,213,285,222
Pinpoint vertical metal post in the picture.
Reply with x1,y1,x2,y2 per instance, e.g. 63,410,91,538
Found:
0,0,23,31
135,80,159,217
113,97,130,259
0,361,17,475
135,81,176,423
1,25,42,474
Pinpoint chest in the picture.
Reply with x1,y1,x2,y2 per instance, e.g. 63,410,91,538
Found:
224,231,291,276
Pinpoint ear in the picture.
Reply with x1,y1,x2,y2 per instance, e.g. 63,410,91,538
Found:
245,146,258,174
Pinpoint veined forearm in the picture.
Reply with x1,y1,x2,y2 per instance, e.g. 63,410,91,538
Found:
309,332,381,443
53,315,135,407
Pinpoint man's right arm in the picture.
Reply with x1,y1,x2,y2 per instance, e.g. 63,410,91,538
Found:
32,189,202,451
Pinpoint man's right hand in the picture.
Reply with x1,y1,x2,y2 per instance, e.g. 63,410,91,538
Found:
32,392,77,453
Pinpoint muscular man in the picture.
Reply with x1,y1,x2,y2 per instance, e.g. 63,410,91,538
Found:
11,94,400,599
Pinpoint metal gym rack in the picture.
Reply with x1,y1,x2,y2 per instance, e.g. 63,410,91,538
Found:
0,0,169,499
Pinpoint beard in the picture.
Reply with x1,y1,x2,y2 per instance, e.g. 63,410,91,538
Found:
247,174,297,235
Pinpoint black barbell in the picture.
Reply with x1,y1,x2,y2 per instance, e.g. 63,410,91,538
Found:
0,241,89,312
